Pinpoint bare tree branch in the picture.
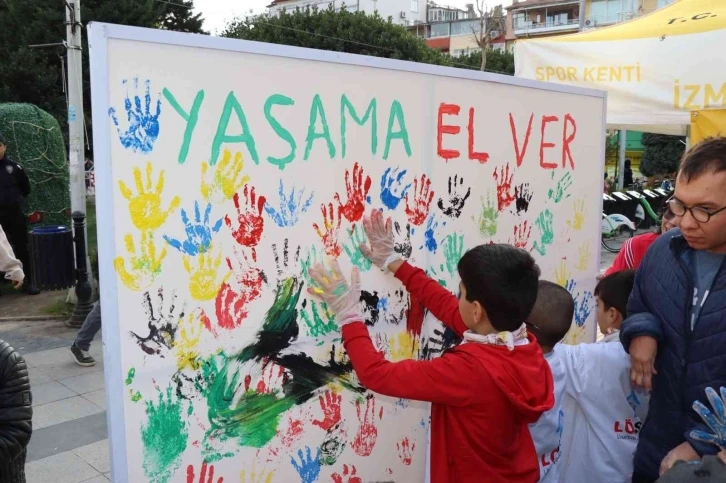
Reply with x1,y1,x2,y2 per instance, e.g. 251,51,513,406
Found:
469,0,505,71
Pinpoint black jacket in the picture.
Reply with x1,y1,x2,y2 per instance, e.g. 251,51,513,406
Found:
0,156,30,211
0,341,32,482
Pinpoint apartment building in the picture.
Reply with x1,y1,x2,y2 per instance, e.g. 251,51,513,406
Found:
267,0,427,26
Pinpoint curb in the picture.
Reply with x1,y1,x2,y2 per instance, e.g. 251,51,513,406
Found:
0,315,68,322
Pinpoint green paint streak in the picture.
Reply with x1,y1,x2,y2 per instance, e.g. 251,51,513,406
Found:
211,91,259,166
476,193,498,237
162,88,204,165
304,94,336,160
383,100,412,160
427,266,448,288
343,225,373,272
125,368,136,385
130,390,142,402
264,94,297,170
141,387,188,483
548,172,573,203
301,246,322,289
302,300,338,338
341,95,377,158
443,233,464,276
533,209,555,255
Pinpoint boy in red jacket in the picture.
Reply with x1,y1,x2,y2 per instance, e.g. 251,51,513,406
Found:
308,209,554,483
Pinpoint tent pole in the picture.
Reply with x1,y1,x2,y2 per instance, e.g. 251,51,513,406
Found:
618,129,627,190
686,125,691,150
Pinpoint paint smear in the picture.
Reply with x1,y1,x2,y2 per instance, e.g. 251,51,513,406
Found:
141,387,188,483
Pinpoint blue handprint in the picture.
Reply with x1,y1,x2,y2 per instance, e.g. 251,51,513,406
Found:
163,201,222,256
565,279,577,294
422,214,439,253
290,446,321,483
264,180,314,227
108,78,162,153
380,167,411,210
690,386,726,448
573,291,593,327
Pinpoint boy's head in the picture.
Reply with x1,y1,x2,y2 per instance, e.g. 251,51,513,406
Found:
457,244,540,334
526,280,575,353
594,270,635,336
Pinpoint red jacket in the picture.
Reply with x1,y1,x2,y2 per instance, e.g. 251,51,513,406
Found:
341,262,554,483
604,232,659,276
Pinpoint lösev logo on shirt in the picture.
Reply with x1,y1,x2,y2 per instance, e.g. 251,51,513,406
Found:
540,446,561,469
614,418,642,441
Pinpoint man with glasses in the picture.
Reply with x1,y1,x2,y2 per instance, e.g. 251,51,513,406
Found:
620,137,726,483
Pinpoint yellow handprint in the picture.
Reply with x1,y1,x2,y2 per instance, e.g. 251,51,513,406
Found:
567,199,585,231
183,250,231,301
554,259,571,288
119,162,181,231
389,331,420,362
563,324,587,345
240,463,274,483
201,149,250,203
114,231,167,291
175,309,205,371
576,243,591,271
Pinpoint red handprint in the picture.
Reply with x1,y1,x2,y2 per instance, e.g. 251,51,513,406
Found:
332,464,363,483
404,174,435,226
511,220,532,249
225,184,266,260
406,294,426,338
243,361,287,394
397,437,416,466
313,202,343,257
313,390,342,431
187,462,223,483
215,249,265,330
493,163,516,211
351,395,382,457
336,162,371,223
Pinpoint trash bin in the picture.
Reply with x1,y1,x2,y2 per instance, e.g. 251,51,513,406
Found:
28,226,75,291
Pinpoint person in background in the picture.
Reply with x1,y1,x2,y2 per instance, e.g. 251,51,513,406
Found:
624,159,635,187
604,197,677,276
621,138,726,482
605,172,611,194
0,340,32,483
0,133,37,295
70,301,100,367
0,226,24,290
307,209,554,483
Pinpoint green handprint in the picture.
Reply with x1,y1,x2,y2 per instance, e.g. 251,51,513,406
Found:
427,265,449,288
343,225,373,272
476,193,498,238
548,172,573,203
443,233,464,275
533,209,555,255
301,245,323,288
301,299,338,340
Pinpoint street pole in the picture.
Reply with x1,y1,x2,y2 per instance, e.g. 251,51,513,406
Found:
65,0,93,326
617,129,627,191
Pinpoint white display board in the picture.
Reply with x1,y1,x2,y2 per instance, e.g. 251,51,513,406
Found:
88,23,606,483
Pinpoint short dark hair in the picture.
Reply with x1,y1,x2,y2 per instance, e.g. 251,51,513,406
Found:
527,280,574,350
458,244,541,332
594,270,636,317
679,137,726,182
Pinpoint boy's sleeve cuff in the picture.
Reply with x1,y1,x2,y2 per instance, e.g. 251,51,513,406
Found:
392,261,416,283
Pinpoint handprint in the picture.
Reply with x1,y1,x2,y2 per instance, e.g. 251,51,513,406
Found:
548,172,573,203
475,193,498,238
312,390,342,432
554,259,570,288
437,175,471,219
420,325,463,360
564,324,587,345
397,438,416,466
264,179,314,228
313,203,343,257
272,239,301,280
343,225,373,271
119,162,180,231
336,162,372,223
443,233,464,275
164,201,223,256
515,183,533,214
567,199,586,230
201,149,250,203
109,78,161,153
301,245,323,288
187,461,223,483
331,464,362,483
510,221,532,249
422,215,439,253
300,299,337,339
565,279,577,294
244,362,287,395
493,163,516,211
225,184,266,259
175,309,206,371
573,291,593,327
389,332,419,361
114,231,167,291
690,387,726,448
239,463,274,483
533,209,554,256
131,288,184,356
184,251,231,301
576,243,591,271
404,174,435,226
290,447,321,483
393,222,412,259
380,167,411,210
352,395,382,457
215,248,266,330
320,422,347,466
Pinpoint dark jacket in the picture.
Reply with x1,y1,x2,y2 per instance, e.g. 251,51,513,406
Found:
621,230,726,479
0,156,30,212
0,341,32,482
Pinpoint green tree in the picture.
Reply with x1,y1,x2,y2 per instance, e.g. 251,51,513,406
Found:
454,49,514,75
640,133,686,177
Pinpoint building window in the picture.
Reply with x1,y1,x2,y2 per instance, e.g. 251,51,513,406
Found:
590,0,636,24
430,22,450,38
657,0,675,7
411,0,418,13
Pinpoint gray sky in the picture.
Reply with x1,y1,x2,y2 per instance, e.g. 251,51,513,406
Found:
195,0,513,35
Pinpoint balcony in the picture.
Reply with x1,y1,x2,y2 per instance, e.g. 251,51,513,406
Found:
513,17,580,36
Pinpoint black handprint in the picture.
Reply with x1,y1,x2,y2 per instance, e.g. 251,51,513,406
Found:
393,222,412,259
515,183,533,214
272,238,301,280
131,288,185,356
383,289,407,325
419,325,462,360
437,175,471,219
360,290,381,327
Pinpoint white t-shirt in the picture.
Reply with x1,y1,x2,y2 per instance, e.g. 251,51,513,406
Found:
557,334,650,483
529,350,567,482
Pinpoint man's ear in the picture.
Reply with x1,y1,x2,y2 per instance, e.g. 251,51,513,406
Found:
472,300,485,323
607,306,623,324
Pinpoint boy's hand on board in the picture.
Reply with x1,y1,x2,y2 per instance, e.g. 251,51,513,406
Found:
359,209,402,272
307,259,361,327
659,441,700,476
630,335,658,391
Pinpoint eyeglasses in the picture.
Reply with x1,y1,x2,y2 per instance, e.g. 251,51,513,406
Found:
668,198,726,223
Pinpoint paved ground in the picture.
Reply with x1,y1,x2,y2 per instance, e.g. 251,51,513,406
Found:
0,247,617,483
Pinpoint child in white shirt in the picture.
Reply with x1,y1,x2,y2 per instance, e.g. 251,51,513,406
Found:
0,225,24,289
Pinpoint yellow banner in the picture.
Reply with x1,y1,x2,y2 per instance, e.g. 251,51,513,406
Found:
691,109,726,143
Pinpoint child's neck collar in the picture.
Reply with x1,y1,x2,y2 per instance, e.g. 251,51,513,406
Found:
463,324,529,351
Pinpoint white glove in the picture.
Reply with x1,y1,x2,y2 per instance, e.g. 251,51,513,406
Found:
307,260,362,327
359,209,400,272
